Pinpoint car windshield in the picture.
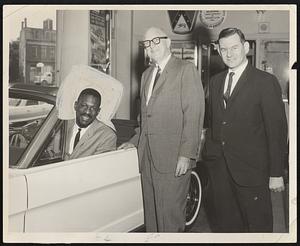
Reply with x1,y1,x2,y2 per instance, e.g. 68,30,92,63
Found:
9,97,54,167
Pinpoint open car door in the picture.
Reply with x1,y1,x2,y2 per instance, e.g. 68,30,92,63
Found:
10,149,144,232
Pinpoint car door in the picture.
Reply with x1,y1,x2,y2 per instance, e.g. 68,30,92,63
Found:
8,170,28,232
23,148,144,232
9,102,144,232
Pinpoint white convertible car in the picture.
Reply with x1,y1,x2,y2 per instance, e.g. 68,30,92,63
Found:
8,84,203,232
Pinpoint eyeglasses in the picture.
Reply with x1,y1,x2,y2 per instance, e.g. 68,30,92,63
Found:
141,36,168,48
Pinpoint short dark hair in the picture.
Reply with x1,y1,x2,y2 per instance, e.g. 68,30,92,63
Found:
78,88,101,106
217,28,246,44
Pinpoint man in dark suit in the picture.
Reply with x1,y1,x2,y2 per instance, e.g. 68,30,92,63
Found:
203,27,288,232
119,27,205,232
65,88,116,160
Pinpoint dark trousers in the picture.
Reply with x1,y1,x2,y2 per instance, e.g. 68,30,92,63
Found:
140,138,191,232
205,156,273,232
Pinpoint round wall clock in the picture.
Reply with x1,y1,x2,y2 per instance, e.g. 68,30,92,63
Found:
199,10,226,29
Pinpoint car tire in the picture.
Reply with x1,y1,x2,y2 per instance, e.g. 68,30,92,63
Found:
41,80,48,85
185,170,202,227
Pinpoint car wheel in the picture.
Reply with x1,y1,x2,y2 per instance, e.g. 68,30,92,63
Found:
41,80,48,85
185,170,202,226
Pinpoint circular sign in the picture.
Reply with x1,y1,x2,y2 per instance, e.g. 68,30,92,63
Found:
199,10,226,29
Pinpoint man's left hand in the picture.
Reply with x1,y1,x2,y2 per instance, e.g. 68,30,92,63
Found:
175,156,191,177
269,176,285,192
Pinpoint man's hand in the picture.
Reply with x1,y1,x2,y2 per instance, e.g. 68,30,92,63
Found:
117,142,135,150
175,156,191,177
269,176,285,192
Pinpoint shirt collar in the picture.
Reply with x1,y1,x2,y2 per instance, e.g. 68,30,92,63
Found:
229,59,248,77
156,53,171,72
73,121,91,135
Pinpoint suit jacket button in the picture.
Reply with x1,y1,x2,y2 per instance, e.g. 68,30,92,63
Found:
222,141,225,146
222,121,227,125
147,114,151,118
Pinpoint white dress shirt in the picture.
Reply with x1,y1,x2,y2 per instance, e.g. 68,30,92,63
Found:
68,123,90,154
223,59,248,96
146,54,171,105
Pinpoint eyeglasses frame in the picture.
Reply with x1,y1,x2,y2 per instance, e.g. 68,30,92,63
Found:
142,36,168,48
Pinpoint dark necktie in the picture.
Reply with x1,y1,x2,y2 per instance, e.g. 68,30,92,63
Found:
73,128,81,150
153,66,161,89
223,72,235,104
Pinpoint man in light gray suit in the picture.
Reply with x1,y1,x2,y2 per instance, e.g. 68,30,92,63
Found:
118,27,205,232
65,88,116,160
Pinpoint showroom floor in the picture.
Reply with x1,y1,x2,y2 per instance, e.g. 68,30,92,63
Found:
187,189,289,233
135,185,288,233
186,202,211,232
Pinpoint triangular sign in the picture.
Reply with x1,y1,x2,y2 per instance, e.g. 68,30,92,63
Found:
168,11,197,34
173,14,190,34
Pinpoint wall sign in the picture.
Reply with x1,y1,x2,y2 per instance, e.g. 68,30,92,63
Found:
171,40,198,67
168,11,197,34
90,10,111,74
258,22,270,33
199,10,226,29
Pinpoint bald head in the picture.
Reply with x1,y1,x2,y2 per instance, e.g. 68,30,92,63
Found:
143,26,171,64
143,27,168,40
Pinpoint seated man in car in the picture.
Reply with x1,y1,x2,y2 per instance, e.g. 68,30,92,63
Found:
64,88,117,160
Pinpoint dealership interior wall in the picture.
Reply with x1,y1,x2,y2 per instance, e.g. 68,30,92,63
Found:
56,10,290,120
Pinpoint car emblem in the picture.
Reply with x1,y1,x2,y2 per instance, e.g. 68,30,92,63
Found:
168,11,197,34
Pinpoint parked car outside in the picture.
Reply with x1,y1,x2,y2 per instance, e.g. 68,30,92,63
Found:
40,72,53,85
33,72,54,86
8,83,205,232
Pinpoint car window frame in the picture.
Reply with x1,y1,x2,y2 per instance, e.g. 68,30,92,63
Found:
31,119,67,168
11,106,59,169
9,89,56,106
9,89,59,169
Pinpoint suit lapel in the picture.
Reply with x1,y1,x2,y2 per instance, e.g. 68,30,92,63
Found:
217,71,227,110
152,56,176,94
143,56,176,110
143,65,156,102
226,64,251,108
72,120,98,154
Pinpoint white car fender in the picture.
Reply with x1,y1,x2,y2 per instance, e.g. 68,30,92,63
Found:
8,171,28,232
